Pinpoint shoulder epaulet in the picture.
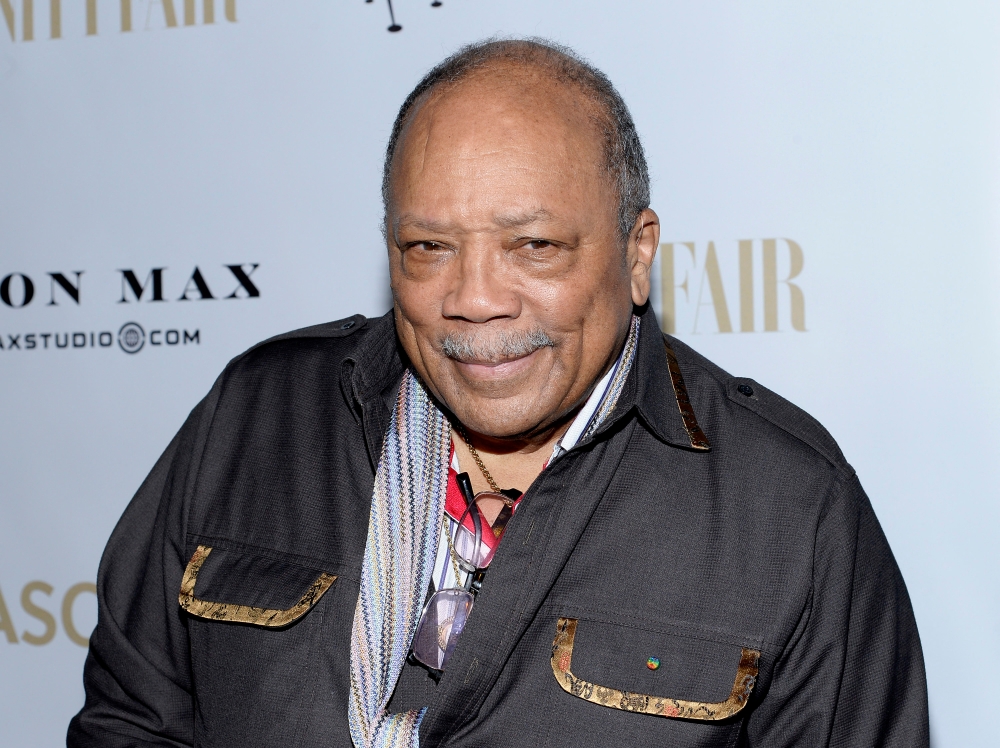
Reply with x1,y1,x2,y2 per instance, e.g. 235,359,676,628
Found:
224,314,369,371
256,315,368,344
724,376,848,470
664,334,848,470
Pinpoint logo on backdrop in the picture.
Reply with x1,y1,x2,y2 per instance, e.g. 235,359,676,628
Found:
0,0,456,43
118,322,145,353
1,0,237,42
658,239,806,335
0,263,258,354
0,580,96,647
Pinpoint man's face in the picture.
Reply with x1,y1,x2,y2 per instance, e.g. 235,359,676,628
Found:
387,67,647,439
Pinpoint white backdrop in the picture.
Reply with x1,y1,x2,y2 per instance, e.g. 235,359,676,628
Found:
1,2,998,745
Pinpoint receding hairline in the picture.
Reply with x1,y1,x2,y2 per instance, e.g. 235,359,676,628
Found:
406,54,611,117
382,38,651,246
390,57,614,169
387,61,614,198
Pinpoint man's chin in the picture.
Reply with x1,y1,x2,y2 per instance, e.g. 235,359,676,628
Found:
452,410,552,441
441,388,572,441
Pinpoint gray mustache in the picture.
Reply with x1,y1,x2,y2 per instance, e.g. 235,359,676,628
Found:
441,328,555,363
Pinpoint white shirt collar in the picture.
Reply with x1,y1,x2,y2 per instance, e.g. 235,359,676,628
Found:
549,347,626,463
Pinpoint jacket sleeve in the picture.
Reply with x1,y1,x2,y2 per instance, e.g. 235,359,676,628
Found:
745,473,929,747
67,395,214,748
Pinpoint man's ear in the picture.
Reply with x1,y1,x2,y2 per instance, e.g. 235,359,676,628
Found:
628,208,660,306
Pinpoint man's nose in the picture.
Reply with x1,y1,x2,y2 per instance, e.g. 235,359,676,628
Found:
441,243,520,323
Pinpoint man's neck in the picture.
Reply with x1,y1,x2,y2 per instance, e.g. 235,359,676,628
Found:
451,420,573,496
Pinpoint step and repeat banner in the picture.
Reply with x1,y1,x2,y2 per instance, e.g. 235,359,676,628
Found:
1,2,998,746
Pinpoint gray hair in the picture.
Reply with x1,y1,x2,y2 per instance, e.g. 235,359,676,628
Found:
382,37,651,247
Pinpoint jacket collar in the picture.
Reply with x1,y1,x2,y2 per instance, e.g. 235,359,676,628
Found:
586,304,710,452
348,310,405,404
344,311,405,468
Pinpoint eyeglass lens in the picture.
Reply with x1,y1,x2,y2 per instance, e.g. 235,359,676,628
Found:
410,588,474,671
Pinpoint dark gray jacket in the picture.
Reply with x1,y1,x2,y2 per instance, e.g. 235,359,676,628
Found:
68,306,928,747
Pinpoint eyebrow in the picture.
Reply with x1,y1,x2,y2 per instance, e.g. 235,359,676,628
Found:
394,208,555,235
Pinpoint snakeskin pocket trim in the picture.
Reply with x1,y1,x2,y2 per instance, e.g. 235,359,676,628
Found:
551,617,759,721
178,545,337,627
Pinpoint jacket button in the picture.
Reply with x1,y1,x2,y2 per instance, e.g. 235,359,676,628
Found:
340,320,356,330
737,383,754,397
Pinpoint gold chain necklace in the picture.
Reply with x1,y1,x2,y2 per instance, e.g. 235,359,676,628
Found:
440,426,505,587
442,515,464,581
456,425,505,494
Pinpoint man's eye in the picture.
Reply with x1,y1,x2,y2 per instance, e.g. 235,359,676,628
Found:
524,240,553,251
409,242,446,252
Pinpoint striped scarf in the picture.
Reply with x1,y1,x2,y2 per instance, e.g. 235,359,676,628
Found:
348,316,640,748
348,371,450,748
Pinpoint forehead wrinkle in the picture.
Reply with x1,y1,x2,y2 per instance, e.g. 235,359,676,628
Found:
493,208,554,230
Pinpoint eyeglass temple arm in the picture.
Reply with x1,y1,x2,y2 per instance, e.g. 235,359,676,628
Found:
455,472,484,552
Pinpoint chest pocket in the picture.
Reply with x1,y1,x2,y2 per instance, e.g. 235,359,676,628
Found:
541,615,761,748
551,617,758,720
179,544,345,747
179,545,337,625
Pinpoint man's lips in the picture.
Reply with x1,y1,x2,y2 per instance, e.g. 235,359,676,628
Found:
450,348,542,380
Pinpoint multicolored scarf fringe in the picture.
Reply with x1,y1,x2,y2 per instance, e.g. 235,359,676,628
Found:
348,371,451,748
348,315,639,748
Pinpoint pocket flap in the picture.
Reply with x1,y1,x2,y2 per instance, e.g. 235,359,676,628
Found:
551,617,759,721
179,545,337,627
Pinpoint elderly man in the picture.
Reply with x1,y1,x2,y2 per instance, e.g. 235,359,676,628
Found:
69,39,928,747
